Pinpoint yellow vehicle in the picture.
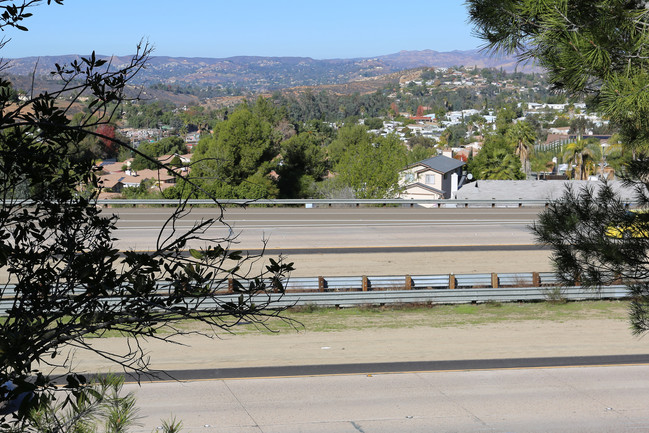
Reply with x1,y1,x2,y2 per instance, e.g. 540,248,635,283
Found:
605,209,649,239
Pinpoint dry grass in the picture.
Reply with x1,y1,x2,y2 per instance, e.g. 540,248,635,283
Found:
230,299,630,334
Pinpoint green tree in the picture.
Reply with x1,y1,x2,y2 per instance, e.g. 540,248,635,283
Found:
327,124,371,166
277,132,328,198
505,121,536,175
442,123,468,147
236,167,280,199
569,117,590,136
407,135,437,149
0,2,294,429
191,106,278,197
467,0,649,333
364,117,383,130
468,135,525,180
407,144,435,165
467,0,649,154
478,147,525,180
563,139,596,180
131,136,187,170
333,130,407,198
494,106,516,135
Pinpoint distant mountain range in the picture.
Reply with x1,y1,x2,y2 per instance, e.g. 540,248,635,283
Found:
3,49,533,93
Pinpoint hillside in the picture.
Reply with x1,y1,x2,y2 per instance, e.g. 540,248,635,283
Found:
3,49,532,94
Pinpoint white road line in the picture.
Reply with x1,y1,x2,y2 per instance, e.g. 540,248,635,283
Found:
115,220,533,230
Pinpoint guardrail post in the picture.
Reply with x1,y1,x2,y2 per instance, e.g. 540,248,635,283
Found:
362,275,368,291
613,273,622,285
318,276,325,292
227,278,234,294
532,272,540,287
449,274,456,289
405,275,412,290
491,273,499,288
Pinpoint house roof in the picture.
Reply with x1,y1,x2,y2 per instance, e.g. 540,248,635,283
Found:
455,180,636,201
98,168,178,190
409,155,465,174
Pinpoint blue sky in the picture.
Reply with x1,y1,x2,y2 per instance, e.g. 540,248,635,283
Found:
1,0,482,59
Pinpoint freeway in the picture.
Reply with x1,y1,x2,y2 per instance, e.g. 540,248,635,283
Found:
106,206,552,276
93,206,639,432
127,364,649,433
108,206,541,251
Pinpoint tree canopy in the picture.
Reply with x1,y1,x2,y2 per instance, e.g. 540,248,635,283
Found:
189,103,279,198
467,0,649,151
0,2,294,429
131,136,187,170
331,126,408,199
468,134,525,180
467,0,649,333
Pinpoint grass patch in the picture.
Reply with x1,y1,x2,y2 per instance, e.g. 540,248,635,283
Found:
83,300,631,337
229,299,630,335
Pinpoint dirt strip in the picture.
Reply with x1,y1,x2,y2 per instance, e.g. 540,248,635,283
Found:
57,317,647,375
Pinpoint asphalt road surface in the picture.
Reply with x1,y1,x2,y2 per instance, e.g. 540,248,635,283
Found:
111,208,540,249
108,207,541,251
106,206,552,276
49,206,639,432
127,364,649,433
96,206,639,432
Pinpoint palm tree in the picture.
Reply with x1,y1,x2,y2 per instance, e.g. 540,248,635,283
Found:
480,148,525,180
563,139,596,180
506,121,536,175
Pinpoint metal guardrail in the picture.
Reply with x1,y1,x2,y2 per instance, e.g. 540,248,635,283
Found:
0,272,575,296
281,272,559,292
0,272,629,313
5,198,636,209
0,285,629,313
90,198,636,208
95,198,550,207
254,285,630,308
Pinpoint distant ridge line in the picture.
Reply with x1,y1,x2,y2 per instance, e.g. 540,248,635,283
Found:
3,49,538,94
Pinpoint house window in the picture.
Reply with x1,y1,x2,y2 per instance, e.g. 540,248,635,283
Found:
404,173,415,183
425,174,435,185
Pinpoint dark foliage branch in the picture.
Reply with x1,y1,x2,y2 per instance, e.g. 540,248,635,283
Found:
467,1,649,150
0,1,295,428
531,182,649,335
467,0,649,336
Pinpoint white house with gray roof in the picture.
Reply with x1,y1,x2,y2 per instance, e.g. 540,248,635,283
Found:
399,155,466,201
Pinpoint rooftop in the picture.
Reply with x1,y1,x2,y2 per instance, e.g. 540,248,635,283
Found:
456,180,636,201
410,155,465,174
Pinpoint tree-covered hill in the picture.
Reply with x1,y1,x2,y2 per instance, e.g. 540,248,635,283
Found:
4,49,527,93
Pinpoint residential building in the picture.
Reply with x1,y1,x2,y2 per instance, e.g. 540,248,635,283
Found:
399,155,466,201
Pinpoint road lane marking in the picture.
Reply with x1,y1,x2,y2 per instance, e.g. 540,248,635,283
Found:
115,221,535,230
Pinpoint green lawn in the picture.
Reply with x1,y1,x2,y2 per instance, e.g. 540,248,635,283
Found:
91,300,630,338
229,300,630,334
